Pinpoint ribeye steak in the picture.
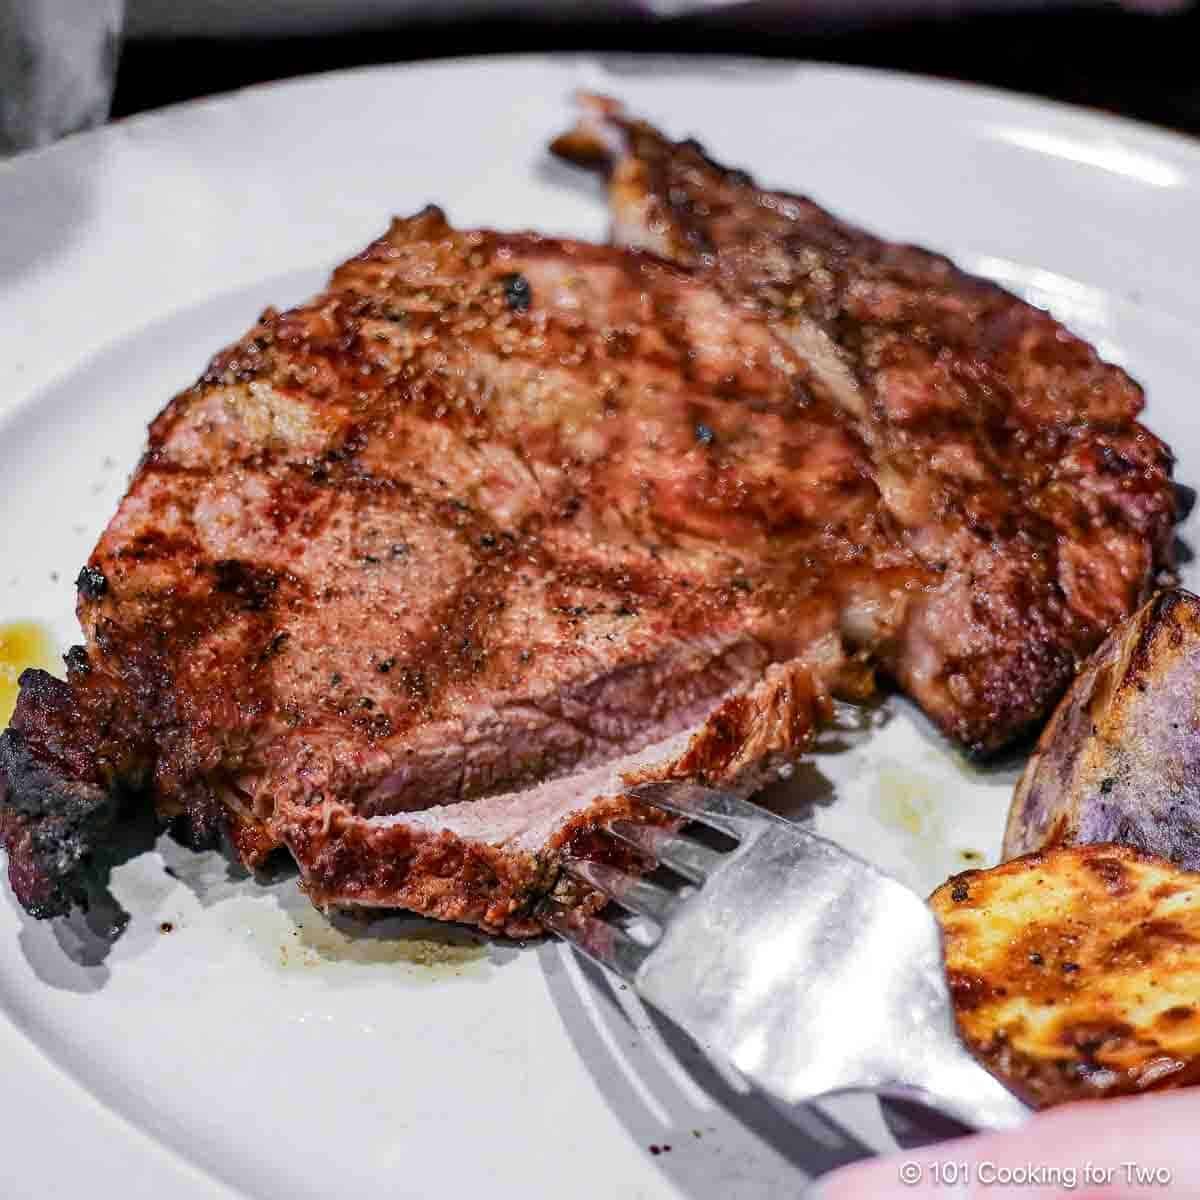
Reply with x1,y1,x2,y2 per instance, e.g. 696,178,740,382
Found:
0,102,1178,935
0,207,910,933
553,98,1177,752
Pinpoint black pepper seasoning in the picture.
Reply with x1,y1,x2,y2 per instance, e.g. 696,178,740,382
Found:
75,564,108,599
64,645,90,674
501,273,532,312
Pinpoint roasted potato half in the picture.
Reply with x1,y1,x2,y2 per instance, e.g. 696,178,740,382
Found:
1003,589,1200,867
930,844,1200,1108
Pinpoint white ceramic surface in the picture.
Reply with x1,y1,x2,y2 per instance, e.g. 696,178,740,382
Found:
1,57,1198,1200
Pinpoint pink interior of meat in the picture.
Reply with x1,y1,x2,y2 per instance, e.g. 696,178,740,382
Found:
354,639,771,826
369,725,698,850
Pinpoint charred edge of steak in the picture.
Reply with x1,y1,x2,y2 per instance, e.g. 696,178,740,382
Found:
0,727,134,918
0,664,166,921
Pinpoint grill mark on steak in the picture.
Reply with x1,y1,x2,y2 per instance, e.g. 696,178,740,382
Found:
552,98,1177,754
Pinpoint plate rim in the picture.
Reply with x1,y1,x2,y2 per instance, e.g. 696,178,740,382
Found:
5,53,1195,182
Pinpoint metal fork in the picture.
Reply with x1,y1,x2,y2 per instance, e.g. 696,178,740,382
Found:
539,780,1030,1131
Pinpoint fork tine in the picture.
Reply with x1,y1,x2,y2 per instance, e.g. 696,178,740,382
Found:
562,856,684,926
626,780,759,836
605,818,725,883
538,897,653,982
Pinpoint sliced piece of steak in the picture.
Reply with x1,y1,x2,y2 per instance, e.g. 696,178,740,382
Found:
552,99,1178,754
0,207,912,930
287,661,829,934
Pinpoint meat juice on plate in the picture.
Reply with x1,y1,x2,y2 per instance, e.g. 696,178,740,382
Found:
0,621,56,727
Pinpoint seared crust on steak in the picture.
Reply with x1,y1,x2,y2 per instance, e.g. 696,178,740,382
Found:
553,98,1177,753
0,723,117,918
0,666,141,917
0,208,901,930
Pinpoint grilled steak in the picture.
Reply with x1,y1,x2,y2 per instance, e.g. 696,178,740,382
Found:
0,105,1179,936
0,206,912,932
552,98,1178,752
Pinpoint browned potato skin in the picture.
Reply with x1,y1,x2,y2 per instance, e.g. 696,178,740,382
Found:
1003,589,1200,866
931,844,1200,1108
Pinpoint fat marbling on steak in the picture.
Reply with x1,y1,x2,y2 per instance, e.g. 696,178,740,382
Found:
553,98,1178,752
0,206,916,933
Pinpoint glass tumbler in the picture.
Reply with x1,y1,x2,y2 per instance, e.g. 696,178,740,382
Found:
0,0,124,155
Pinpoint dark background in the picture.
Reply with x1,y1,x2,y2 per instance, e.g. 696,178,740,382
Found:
112,3,1200,137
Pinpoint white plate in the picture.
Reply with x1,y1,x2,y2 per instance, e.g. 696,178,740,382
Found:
2,56,1198,1200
